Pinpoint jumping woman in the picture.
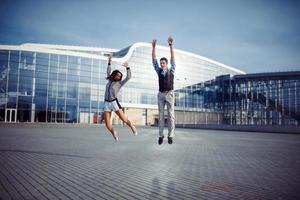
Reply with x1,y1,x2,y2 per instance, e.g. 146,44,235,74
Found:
104,55,137,141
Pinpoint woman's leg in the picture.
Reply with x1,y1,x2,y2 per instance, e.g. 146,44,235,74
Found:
115,110,137,135
104,111,118,141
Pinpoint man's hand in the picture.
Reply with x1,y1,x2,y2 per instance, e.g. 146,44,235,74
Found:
168,37,175,60
122,62,129,68
168,37,173,46
152,39,157,48
152,39,157,60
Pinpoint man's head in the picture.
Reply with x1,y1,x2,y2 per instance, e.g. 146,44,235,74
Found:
160,57,168,69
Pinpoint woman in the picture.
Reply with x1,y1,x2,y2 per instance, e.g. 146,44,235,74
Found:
104,55,137,141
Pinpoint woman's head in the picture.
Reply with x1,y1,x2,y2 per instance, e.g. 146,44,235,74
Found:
107,70,123,81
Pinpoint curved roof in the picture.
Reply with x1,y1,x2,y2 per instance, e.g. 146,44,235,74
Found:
118,42,245,74
0,42,245,74
21,43,119,54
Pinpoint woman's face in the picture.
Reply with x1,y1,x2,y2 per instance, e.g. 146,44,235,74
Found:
114,72,122,81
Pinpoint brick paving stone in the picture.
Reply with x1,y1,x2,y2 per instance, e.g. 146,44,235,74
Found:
0,124,300,200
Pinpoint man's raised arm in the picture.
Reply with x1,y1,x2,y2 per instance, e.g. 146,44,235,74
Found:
168,37,176,73
168,37,175,60
152,39,157,60
152,39,160,74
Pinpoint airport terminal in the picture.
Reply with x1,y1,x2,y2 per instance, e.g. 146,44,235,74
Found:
0,43,299,127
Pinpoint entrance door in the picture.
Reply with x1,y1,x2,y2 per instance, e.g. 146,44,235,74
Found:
5,109,17,123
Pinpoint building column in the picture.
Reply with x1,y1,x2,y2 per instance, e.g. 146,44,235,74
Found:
265,81,270,125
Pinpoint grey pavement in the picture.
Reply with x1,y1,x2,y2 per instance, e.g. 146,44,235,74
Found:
0,124,300,200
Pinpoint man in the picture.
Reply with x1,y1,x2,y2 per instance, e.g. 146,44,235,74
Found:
152,37,176,145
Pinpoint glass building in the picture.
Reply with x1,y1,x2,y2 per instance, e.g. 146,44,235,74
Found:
182,72,300,126
0,43,244,124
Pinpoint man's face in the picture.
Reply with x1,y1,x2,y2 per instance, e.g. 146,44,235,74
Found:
160,60,168,69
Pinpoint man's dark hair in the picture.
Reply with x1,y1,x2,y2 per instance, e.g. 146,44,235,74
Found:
160,57,168,64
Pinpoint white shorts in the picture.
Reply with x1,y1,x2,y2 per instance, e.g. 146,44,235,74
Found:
103,100,122,112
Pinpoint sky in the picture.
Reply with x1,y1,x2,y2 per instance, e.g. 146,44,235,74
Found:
0,0,299,73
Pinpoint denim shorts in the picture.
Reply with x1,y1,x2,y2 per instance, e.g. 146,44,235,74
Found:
103,99,122,112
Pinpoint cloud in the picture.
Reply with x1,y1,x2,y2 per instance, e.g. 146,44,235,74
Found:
0,0,299,73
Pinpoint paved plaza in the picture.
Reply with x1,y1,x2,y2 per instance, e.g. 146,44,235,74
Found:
0,124,300,200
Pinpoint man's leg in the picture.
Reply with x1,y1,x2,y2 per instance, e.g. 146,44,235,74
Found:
166,91,175,138
158,92,166,137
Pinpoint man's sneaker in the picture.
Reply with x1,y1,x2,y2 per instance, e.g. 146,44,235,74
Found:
168,136,173,144
158,136,164,145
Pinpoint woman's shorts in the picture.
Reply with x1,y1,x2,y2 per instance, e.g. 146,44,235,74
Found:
103,99,122,112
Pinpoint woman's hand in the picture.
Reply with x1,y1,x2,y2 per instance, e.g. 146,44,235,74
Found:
108,54,112,64
122,62,129,68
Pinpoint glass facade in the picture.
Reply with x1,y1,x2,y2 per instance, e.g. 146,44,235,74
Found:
0,49,106,123
180,73,300,126
0,43,243,124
